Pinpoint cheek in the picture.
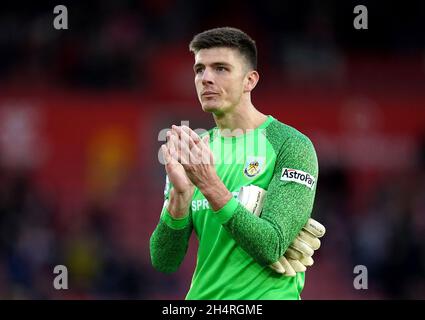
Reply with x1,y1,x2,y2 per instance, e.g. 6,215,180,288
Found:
222,77,239,92
228,81,244,99
194,79,202,92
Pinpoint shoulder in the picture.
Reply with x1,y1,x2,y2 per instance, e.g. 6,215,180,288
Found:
266,117,318,177
264,117,315,155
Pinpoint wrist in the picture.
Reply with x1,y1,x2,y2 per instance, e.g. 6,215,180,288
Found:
172,185,195,198
167,188,194,218
199,177,232,212
197,173,220,195
161,205,191,230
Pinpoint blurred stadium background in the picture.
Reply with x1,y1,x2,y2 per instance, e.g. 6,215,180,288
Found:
0,0,424,299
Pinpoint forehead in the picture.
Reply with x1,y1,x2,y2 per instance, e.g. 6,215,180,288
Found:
194,47,244,66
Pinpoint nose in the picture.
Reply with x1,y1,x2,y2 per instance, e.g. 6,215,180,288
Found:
201,68,214,85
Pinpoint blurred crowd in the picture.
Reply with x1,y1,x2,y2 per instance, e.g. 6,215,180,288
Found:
0,1,424,299
1,1,424,89
0,166,134,298
315,135,425,299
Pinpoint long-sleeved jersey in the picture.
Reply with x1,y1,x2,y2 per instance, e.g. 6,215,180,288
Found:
150,115,318,299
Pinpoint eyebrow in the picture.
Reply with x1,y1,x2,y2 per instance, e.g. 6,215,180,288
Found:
193,62,233,71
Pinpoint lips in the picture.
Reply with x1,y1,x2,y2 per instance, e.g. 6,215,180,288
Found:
201,91,219,97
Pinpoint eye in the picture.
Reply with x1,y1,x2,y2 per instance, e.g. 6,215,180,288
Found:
216,66,226,72
195,67,204,75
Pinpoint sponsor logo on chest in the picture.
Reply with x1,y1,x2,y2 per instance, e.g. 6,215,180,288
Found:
191,192,239,212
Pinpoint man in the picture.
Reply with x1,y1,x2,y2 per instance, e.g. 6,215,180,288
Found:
150,27,323,299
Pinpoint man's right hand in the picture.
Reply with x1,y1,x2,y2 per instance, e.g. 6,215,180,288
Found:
161,130,194,218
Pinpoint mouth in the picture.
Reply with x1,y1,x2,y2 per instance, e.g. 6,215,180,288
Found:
201,91,219,98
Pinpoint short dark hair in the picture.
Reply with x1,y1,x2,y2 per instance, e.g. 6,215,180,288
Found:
189,27,257,70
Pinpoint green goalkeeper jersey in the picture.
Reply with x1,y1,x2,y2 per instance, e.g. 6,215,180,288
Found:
150,115,318,300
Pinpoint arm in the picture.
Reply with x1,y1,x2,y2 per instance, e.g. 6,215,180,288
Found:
149,134,195,273
172,125,318,266
150,188,194,273
216,135,318,265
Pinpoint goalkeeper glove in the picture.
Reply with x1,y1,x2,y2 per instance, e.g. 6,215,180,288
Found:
238,185,326,276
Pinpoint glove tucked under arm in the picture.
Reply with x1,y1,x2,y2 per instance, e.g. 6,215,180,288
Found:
238,185,326,276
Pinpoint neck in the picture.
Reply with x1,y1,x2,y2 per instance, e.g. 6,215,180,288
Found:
213,101,268,137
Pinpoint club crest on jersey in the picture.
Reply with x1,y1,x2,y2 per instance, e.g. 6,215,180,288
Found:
281,168,315,189
244,157,265,178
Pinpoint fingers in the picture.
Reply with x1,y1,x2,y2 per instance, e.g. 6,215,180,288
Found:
298,230,321,250
172,125,200,149
168,127,194,165
179,126,196,152
287,258,306,273
285,247,303,260
170,125,212,165
178,132,192,165
269,261,286,274
303,218,326,238
161,145,172,165
282,218,324,271
163,139,180,165
273,252,312,275
272,245,315,275
185,126,203,145
169,132,184,164
173,125,210,150
199,134,213,164
278,256,296,277
270,220,324,276
299,255,314,267
290,237,314,256
270,257,303,276
170,126,200,164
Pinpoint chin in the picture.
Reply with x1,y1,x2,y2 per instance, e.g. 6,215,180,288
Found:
201,103,222,113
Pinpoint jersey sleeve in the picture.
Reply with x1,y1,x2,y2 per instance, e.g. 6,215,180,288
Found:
215,133,319,266
149,175,193,273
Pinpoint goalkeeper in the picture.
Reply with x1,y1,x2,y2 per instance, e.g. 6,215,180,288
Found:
150,27,325,300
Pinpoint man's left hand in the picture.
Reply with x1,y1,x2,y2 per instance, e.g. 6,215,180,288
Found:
170,125,232,211
170,125,215,188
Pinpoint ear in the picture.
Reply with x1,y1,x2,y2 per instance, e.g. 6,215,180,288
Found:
244,70,259,93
